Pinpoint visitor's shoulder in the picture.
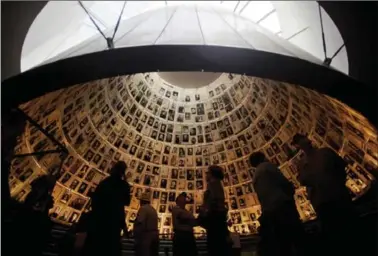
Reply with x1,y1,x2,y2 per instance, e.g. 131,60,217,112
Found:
318,147,332,153
122,180,131,189
172,206,187,216
256,162,277,173
100,176,112,185
149,204,158,212
318,147,338,157
171,206,180,213
208,180,222,189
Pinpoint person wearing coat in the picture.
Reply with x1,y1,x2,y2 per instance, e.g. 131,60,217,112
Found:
249,151,306,256
172,192,198,256
83,161,131,256
134,192,159,256
198,165,231,256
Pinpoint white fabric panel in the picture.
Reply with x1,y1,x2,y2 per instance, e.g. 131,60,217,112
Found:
21,2,99,71
272,1,313,40
235,1,250,14
240,1,274,22
155,6,204,45
288,27,324,63
330,46,348,74
113,10,156,42
222,12,294,56
272,1,348,73
321,8,348,74
259,12,281,34
197,8,250,48
22,2,348,75
116,8,176,47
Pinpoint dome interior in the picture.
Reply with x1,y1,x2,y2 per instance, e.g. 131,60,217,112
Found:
10,72,377,234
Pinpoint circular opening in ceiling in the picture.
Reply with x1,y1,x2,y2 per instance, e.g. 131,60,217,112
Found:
10,72,377,234
158,72,223,89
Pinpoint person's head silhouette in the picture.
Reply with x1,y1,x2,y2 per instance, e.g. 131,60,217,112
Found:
292,133,313,154
175,192,187,208
31,174,56,193
249,151,267,168
110,161,127,180
207,165,224,182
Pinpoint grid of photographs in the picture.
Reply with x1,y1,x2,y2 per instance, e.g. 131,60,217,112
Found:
9,72,378,235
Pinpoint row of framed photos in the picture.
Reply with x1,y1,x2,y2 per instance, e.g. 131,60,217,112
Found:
122,74,258,122
56,83,288,166
19,104,376,192
140,72,242,103
20,81,378,176
86,84,268,141
23,72,376,144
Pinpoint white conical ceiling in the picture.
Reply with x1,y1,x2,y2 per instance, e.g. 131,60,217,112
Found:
21,1,348,74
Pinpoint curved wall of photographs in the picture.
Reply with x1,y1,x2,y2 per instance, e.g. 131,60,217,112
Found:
9,72,378,236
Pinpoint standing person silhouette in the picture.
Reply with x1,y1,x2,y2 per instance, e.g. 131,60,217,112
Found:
228,220,241,256
199,165,231,256
83,161,131,256
22,174,56,256
134,192,159,256
172,192,197,256
2,109,26,215
292,134,358,256
249,152,306,256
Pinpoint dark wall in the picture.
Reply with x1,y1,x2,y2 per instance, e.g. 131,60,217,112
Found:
320,1,378,89
1,1,47,81
320,1,378,126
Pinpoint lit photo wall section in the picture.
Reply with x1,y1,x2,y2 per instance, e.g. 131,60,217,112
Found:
9,72,378,233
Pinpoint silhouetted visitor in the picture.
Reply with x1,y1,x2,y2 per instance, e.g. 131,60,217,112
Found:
292,134,358,256
22,174,56,256
134,192,159,256
73,210,91,256
83,161,131,256
199,165,231,256
24,174,56,213
249,151,306,256
172,192,197,256
228,220,241,256
2,109,26,216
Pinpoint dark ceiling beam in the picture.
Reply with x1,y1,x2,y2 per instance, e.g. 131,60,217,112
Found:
256,9,275,24
239,1,250,15
285,26,309,41
233,1,241,13
2,44,377,127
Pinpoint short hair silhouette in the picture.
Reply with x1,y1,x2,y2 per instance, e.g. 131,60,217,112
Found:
249,152,266,167
110,161,127,177
208,165,224,180
292,133,307,146
31,175,56,191
175,192,187,203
